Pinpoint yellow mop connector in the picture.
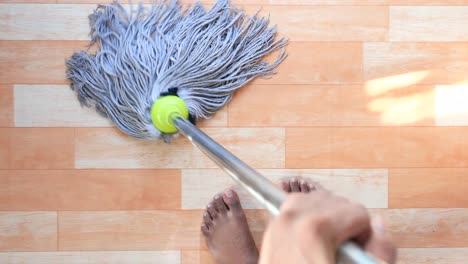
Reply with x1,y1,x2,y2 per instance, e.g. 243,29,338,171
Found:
150,95,189,134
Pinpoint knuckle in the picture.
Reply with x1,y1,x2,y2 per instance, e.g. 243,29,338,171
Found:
278,206,298,224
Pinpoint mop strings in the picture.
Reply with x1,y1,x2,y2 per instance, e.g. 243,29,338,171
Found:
66,0,287,141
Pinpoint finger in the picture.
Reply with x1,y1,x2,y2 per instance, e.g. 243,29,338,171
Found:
331,200,372,246
365,215,397,264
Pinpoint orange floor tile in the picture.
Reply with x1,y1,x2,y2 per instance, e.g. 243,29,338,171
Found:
0,1,467,263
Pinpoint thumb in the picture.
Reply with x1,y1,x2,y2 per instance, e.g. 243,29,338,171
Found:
365,215,397,264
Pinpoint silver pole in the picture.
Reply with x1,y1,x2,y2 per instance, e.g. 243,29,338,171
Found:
173,117,382,264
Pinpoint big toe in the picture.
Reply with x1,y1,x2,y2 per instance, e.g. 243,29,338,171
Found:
222,189,243,212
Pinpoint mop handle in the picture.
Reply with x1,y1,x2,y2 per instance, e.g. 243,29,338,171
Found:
173,117,382,264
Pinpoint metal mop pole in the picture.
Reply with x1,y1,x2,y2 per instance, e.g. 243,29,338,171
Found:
173,116,382,264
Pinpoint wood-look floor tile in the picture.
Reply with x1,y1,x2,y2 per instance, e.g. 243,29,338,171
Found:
398,248,468,264
181,251,216,264
255,42,362,85
75,127,284,169
0,85,13,127
0,170,181,210
10,128,74,169
287,127,468,168
0,212,57,252
229,84,435,127
390,0,468,4
0,4,387,41
0,41,89,84
398,127,468,168
286,127,332,168
58,211,201,251
196,107,228,127
0,251,180,264
0,5,92,40
435,85,468,126
390,6,468,41
287,127,400,168
0,0,55,3
182,169,388,209
364,43,468,85
389,168,468,208
330,127,401,168
0,129,10,169
229,85,331,127
14,85,111,127
245,6,388,41
375,208,468,247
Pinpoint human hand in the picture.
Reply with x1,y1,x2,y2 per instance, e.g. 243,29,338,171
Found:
259,190,396,264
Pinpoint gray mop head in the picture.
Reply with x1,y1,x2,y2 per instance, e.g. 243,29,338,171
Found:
67,0,287,141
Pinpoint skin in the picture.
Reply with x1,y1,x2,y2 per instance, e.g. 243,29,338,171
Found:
202,177,396,264
261,178,397,264
201,189,259,264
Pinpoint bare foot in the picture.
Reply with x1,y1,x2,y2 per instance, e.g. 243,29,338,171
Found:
280,177,321,193
201,189,259,264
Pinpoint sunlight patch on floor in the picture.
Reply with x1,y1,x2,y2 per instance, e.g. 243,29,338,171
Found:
365,70,430,97
435,85,468,126
368,90,434,125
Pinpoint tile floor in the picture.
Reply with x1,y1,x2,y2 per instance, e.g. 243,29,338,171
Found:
1,0,468,263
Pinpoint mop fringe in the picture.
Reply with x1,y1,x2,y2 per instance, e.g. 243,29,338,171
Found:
67,0,287,141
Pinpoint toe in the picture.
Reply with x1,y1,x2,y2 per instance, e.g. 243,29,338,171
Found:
300,179,310,193
214,194,228,214
290,177,301,192
280,180,291,192
201,223,210,236
203,212,212,226
222,189,242,211
306,180,322,191
207,202,218,219
309,183,317,191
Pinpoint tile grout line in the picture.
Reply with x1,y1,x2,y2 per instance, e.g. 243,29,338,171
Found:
73,128,76,169
225,104,229,127
56,211,60,251
387,167,390,209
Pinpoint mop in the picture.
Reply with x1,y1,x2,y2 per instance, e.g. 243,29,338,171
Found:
67,1,380,263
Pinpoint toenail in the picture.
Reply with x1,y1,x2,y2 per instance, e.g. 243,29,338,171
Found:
226,190,233,198
214,195,220,200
